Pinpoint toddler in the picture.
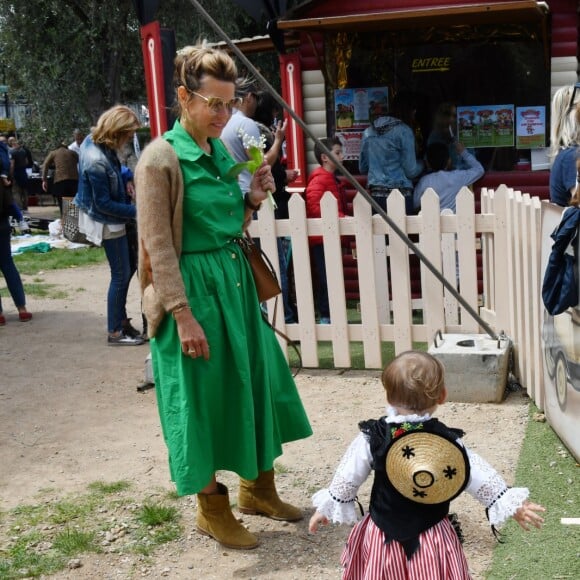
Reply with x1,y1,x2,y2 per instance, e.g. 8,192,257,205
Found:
309,351,545,579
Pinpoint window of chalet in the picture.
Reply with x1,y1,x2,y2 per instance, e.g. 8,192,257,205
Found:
325,23,549,173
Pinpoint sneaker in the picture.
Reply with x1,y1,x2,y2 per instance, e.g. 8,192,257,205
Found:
107,332,145,346
0,314,5,326
122,318,144,340
18,311,32,322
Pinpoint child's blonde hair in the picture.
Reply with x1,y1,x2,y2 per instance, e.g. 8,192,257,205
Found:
382,351,445,413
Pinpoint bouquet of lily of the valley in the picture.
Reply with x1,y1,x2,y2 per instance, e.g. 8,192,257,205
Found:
226,129,277,210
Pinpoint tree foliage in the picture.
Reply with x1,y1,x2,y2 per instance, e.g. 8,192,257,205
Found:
0,0,269,154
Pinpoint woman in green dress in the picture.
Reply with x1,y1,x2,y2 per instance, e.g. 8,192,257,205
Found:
135,45,312,550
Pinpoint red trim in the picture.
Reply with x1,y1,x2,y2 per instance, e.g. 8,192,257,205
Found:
298,0,545,18
280,53,307,189
140,21,167,138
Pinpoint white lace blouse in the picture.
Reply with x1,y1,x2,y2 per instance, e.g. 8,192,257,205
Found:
312,407,529,528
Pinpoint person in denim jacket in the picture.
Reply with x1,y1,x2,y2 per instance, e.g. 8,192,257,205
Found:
0,170,32,325
360,93,424,214
74,105,144,346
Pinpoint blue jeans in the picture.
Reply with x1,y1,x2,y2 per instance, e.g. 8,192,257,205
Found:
278,237,297,323
0,219,26,312
311,244,330,319
371,187,414,214
102,234,134,333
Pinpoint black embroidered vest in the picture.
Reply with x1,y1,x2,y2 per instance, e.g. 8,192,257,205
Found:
359,417,468,559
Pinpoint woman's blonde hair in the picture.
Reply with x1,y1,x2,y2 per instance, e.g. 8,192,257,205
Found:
92,105,140,150
550,85,580,160
381,351,445,413
173,44,237,114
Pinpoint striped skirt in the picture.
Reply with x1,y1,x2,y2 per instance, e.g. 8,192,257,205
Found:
340,514,471,580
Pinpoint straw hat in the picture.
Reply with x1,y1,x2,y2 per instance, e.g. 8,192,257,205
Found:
386,431,470,505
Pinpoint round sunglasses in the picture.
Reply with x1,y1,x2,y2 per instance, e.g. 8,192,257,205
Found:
190,91,242,114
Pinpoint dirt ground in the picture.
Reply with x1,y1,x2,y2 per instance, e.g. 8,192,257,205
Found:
0,242,531,579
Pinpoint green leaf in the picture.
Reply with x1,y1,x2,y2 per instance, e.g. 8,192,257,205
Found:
248,145,264,167
226,146,264,178
226,162,249,179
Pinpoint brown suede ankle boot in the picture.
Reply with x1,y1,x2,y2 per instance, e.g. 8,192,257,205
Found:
238,469,303,522
196,482,259,549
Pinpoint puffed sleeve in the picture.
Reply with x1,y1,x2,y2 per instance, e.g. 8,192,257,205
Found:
312,432,373,525
464,447,529,527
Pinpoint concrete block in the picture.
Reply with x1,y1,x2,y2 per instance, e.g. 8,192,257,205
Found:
428,333,511,403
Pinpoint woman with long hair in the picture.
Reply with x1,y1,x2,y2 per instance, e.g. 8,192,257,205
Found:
549,85,580,206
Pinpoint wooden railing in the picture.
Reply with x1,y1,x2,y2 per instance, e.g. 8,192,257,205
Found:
248,185,546,407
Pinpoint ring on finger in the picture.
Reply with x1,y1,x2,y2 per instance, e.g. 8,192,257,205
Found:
188,348,196,354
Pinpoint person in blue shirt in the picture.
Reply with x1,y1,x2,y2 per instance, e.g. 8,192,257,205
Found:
413,142,484,213
427,102,471,171
359,93,423,214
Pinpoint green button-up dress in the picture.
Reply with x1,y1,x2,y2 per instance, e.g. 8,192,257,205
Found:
150,121,312,495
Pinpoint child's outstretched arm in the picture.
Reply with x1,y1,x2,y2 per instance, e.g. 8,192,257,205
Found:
513,500,545,531
464,447,546,531
309,432,373,533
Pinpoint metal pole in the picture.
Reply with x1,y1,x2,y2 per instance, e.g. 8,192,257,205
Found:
187,0,500,341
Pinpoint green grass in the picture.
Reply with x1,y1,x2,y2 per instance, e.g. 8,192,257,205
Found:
284,304,427,370
136,503,178,527
133,503,181,556
22,283,68,299
288,340,428,370
1,247,106,301
87,480,131,494
0,481,183,578
51,528,98,556
486,404,579,579
13,247,106,276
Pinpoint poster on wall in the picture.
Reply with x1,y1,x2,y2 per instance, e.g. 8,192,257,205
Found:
336,131,363,161
335,87,388,159
456,105,514,148
540,202,580,461
515,106,546,149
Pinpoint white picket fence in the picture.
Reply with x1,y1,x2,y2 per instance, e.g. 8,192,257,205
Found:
248,185,544,402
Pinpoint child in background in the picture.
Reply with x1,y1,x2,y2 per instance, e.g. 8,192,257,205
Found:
309,351,545,579
305,137,347,324
413,141,484,214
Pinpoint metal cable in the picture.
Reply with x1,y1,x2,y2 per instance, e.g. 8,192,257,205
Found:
186,0,500,340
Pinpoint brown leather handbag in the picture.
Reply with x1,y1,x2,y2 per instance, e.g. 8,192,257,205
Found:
236,232,281,302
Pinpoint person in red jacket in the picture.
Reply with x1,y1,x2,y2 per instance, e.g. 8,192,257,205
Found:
305,137,346,323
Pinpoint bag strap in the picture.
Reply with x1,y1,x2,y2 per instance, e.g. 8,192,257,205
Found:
243,232,301,375
245,231,280,283
261,296,303,377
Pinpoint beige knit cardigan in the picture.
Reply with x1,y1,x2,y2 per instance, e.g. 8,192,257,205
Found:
134,137,187,338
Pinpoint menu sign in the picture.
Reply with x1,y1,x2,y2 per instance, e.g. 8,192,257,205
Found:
335,87,388,159
457,105,514,148
515,106,546,149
